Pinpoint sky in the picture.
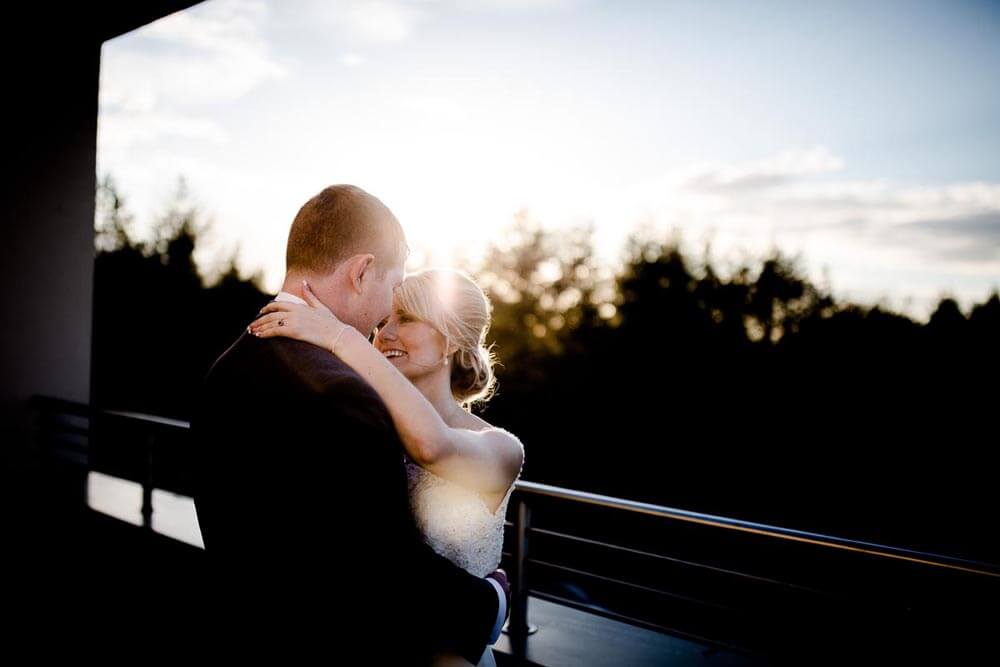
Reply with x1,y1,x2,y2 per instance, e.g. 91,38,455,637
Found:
97,0,1000,321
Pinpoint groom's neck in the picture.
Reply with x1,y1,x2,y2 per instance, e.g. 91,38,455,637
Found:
278,279,306,301
280,272,358,330
279,272,316,301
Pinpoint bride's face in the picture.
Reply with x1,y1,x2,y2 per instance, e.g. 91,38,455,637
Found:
373,307,448,379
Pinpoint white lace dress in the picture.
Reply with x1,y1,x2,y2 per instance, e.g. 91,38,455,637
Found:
404,429,524,667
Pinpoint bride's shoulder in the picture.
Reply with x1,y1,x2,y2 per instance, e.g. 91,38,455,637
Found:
464,414,520,442
484,424,522,447
480,424,525,473
456,412,524,463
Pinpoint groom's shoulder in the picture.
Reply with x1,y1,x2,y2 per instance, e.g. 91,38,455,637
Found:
267,336,363,385
213,333,348,380
218,335,390,416
273,338,396,431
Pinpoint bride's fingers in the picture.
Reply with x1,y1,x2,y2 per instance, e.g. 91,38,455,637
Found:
253,318,291,336
250,313,290,331
258,302,295,316
301,281,332,314
253,323,281,337
249,313,278,328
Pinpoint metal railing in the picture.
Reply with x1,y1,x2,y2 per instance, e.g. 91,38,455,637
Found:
31,395,1000,659
500,480,1000,656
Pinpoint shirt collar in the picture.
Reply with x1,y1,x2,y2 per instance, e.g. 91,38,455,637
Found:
275,291,308,306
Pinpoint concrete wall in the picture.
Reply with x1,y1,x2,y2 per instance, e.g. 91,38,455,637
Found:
2,26,99,474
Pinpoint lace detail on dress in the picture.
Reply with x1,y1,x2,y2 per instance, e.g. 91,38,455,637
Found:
404,429,525,578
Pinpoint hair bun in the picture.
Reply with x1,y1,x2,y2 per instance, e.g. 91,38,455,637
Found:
451,343,496,406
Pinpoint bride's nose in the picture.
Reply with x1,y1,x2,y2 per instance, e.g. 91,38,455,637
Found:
378,321,399,341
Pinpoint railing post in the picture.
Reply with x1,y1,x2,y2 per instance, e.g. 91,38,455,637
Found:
141,434,154,531
505,497,538,642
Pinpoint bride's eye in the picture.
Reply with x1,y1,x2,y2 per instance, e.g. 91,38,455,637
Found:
376,317,389,330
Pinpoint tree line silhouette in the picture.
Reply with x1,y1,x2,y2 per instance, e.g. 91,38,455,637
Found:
93,177,999,560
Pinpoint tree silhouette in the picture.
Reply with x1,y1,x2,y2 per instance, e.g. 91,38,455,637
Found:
93,177,269,419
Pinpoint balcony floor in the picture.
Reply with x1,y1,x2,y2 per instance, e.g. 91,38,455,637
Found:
492,596,764,666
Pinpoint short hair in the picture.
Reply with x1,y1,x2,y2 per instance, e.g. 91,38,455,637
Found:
285,185,406,277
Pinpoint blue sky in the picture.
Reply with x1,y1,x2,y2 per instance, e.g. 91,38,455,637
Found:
98,0,1000,320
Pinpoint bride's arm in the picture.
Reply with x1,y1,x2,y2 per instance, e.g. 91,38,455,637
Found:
321,321,521,495
250,284,522,494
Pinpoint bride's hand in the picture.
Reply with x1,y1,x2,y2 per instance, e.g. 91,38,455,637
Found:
249,281,354,353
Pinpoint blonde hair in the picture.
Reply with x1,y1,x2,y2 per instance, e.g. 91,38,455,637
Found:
393,268,497,407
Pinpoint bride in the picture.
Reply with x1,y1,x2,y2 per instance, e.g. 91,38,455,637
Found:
249,268,525,667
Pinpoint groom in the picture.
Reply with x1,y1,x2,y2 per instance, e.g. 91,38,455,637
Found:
192,185,509,662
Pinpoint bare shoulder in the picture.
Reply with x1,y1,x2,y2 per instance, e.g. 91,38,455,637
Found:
457,412,525,472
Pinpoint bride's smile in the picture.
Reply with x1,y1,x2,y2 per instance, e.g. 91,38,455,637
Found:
374,308,450,377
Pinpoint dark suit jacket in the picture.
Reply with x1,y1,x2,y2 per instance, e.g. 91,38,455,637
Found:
191,330,498,663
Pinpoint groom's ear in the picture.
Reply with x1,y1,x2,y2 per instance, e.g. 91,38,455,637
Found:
345,253,376,294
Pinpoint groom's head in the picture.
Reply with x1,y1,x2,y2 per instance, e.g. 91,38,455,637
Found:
283,185,407,334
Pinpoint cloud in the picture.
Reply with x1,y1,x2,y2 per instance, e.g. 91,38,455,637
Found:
452,0,586,11
320,1,424,42
675,146,845,192
647,149,1000,271
312,0,582,43
98,110,228,151
101,0,286,111
400,96,468,122
880,212,1000,264
777,180,1000,216
97,0,290,231
767,186,1000,275
99,0,286,160
554,147,1000,318
341,52,366,67
95,0,293,236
